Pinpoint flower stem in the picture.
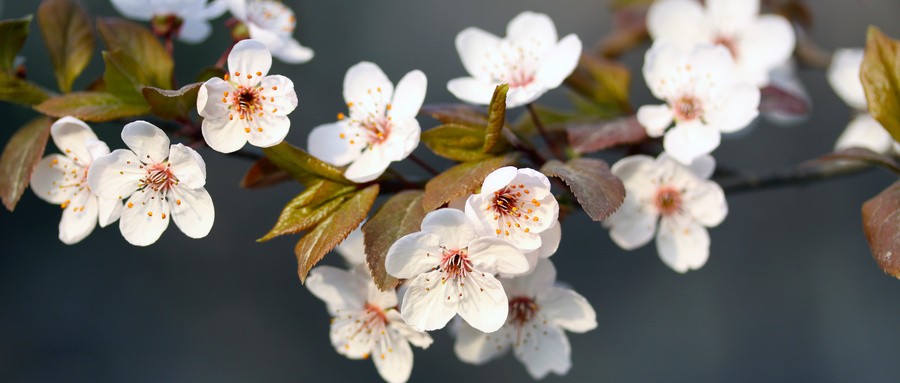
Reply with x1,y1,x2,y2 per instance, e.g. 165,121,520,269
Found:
526,103,566,161
408,154,439,176
502,126,547,165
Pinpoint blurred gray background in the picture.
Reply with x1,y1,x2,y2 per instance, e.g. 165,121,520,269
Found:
1,0,900,381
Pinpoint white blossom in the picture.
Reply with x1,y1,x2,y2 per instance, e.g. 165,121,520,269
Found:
454,259,596,380
448,11,582,108
87,121,214,246
464,167,560,252
603,153,727,273
110,0,227,43
828,48,900,155
197,39,298,153
29,117,123,244
385,208,530,333
646,0,796,87
226,0,314,63
308,62,426,183
307,266,432,383
638,42,760,165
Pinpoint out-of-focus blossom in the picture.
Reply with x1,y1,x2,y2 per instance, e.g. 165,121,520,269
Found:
111,0,227,43
226,0,314,63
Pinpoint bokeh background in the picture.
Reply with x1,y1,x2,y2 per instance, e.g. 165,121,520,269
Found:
1,0,900,381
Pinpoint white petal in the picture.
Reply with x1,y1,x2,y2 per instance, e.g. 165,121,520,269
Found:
537,221,561,258
646,0,707,49
610,155,657,200
504,85,545,109
343,62,394,115
642,42,690,100
467,237,529,276
271,38,314,64
454,320,512,365
30,155,79,204
168,144,207,189
636,104,674,137
420,208,478,250
97,197,123,228
178,18,212,44
706,0,760,34
447,77,496,105
506,11,558,49
247,114,291,148
385,232,441,279
828,48,867,110
607,204,658,250
479,166,518,194
685,181,728,227
306,265,367,315
119,190,171,246
656,217,710,273
457,272,508,333
372,331,414,383
734,15,795,87
455,27,501,81
84,139,110,162
259,75,299,116
201,116,249,154
400,271,459,331
514,321,572,379
58,191,98,245
535,34,582,89
706,83,760,133
502,257,557,297
110,0,152,20
386,310,433,349
336,225,366,266
389,70,427,121
663,121,721,165
329,311,374,359
307,122,362,167
227,39,272,87
122,121,171,164
86,149,143,200
538,287,597,333
344,147,391,183
197,77,233,120
681,153,716,180
835,114,894,153
168,186,214,239
50,116,97,166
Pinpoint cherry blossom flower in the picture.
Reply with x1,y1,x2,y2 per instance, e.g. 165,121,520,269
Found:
454,259,596,379
385,208,530,333
828,48,900,155
646,0,795,87
308,62,426,183
464,167,560,252
29,117,123,244
226,0,314,63
638,43,760,165
447,11,582,108
307,265,432,383
603,153,727,273
197,39,298,153
87,121,214,246
110,0,227,43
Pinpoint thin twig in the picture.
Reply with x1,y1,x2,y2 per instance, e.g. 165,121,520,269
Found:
408,154,439,176
716,161,874,195
502,126,547,166
526,103,566,161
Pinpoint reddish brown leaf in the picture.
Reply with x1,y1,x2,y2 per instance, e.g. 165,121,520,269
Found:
541,158,625,221
241,156,291,188
862,181,900,279
0,117,51,211
423,154,518,212
420,103,488,127
760,85,811,118
363,190,426,290
566,116,647,154
816,148,900,174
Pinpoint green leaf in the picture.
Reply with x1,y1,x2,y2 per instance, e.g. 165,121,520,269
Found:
0,116,51,211
421,123,489,162
363,190,426,290
0,73,50,105
102,50,150,101
241,156,291,189
861,181,900,279
96,17,173,90
0,16,31,73
541,158,625,221
420,103,489,127
142,83,201,120
259,180,358,242
565,54,632,116
484,84,510,154
34,91,149,122
295,184,379,283
37,0,94,93
565,116,647,154
862,26,900,142
263,142,349,186
423,154,518,212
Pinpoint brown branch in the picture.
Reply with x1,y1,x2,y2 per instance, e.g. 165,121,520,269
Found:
716,161,875,195
526,103,566,161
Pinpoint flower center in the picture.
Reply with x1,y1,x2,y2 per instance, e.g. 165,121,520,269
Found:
712,35,739,59
363,303,389,327
508,67,536,88
508,296,539,327
440,248,473,279
362,117,392,145
488,184,543,237
655,186,683,216
673,95,703,121
141,162,178,193
230,85,263,122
